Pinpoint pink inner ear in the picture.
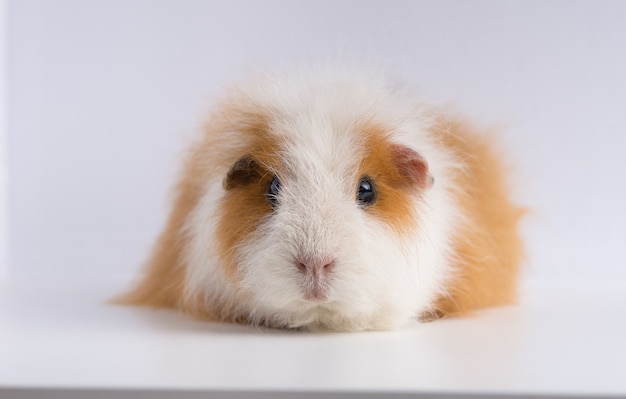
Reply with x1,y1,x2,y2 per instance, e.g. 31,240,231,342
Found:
389,143,430,188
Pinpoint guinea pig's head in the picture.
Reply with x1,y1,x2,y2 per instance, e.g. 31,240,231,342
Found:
183,73,450,331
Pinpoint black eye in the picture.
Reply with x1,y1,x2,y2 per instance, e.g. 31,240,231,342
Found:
267,176,281,206
357,177,377,206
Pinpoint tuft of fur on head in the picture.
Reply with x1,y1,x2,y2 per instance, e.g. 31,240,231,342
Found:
115,67,524,332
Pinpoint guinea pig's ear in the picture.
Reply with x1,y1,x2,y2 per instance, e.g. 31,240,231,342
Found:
224,156,262,190
389,143,433,189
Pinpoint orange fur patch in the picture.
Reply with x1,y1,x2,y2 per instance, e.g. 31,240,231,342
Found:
114,104,280,321
202,119,286,321
358,126,429,234
216,152,282,281
431,117,525,317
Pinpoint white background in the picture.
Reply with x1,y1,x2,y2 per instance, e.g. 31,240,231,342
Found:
2,2,626,397
4,0,626,283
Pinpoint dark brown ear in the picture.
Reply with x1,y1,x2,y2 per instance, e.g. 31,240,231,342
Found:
224,156,262,190
389,143,432,189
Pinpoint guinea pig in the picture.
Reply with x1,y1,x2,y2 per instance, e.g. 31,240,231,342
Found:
117,68,524,332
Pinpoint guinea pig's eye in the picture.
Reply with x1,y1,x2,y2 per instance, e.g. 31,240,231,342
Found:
267,176,281,207
357,176,377,207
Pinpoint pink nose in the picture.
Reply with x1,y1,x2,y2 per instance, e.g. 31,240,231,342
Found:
296,256,335,301
296,257,335,277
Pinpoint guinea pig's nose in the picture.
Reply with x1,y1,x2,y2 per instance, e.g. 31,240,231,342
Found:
296,257,335,277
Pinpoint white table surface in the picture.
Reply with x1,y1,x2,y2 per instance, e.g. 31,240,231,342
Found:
1,278,625,398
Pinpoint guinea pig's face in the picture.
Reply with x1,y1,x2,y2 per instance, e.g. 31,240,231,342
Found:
178,76,453,331
205,110,435,331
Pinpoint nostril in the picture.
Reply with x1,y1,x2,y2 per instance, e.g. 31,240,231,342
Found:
296,261,307,273
322,260,335,273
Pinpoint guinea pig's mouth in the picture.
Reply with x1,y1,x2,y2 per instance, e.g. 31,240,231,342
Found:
302,284,329,302
302,297,334,308
298,285,335,307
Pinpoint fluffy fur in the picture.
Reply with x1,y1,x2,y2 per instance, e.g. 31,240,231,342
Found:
116,68,524,331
